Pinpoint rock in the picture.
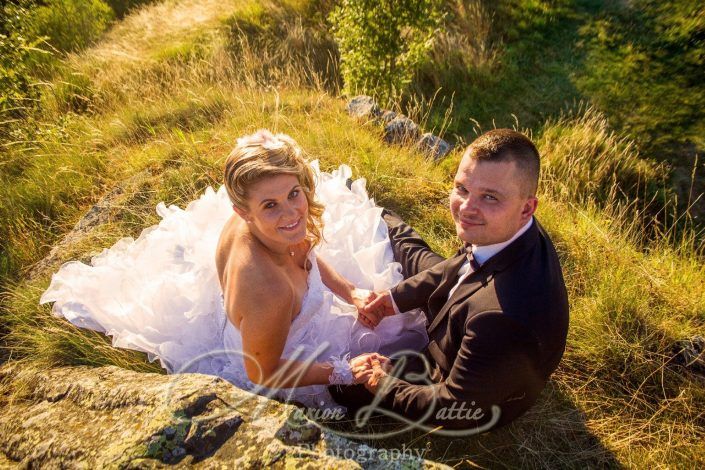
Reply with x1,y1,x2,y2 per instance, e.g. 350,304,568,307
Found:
671,335,705,375
380,110,397,124
343,99,454,163
346,95,381,121
0,363,448,468
384,115,420,144
416,133,452,160
183,409,243,461
27,170,153,281
274,409,321,446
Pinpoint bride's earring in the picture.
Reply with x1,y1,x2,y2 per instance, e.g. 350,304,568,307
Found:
232,205,253,224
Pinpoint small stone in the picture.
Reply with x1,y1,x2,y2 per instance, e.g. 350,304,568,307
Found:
416,133,452,160
380,110,397,124
384,115,420,144
164,426,176,440
346,96,381,120
171,446,187,459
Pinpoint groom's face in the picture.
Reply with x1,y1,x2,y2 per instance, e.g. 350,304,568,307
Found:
450,157,537,246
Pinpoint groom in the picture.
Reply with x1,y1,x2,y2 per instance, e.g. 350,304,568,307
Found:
330,129,570,432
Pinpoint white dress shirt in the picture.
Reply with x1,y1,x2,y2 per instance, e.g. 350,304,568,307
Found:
446,218,533,299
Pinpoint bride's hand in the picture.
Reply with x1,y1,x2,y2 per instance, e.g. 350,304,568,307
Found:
350,288,372,311
349,353,375,384
351,288,377,327
359,290,396,328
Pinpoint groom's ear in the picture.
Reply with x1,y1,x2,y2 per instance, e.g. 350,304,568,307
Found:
521,196,538,220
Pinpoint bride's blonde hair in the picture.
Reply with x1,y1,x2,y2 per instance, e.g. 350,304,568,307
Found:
224,129,324,247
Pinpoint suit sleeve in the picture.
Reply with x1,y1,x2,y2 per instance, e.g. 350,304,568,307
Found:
377,311,544,430
389,256,457,313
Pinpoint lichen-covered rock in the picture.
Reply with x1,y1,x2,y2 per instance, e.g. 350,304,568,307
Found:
0,363,448,469
274,409,321,446
346,96,382,121
384,115,420,144
416,133,452,160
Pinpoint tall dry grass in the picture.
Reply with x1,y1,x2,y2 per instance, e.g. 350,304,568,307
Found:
430,0,498,73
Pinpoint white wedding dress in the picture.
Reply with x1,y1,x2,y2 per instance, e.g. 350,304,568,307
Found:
40,162,428,409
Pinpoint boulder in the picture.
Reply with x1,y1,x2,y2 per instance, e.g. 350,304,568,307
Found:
671,335,705,376
28,170,153,281
384,115,420,145
380,110,398,125
346,96,382,121
416,133,452,161
0,363,448,468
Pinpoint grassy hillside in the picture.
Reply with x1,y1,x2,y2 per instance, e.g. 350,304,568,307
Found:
416,0,705,224
1,0,703,467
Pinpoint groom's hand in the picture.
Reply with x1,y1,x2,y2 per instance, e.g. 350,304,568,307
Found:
364,354,392,394
359,290,396,328
349,353,388,384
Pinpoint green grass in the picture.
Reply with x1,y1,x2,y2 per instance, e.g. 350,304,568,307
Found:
418,0,704,159
1,0,704,467
416,0,590,137
414,0,705,228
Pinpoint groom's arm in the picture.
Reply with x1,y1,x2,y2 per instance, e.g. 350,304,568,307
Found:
363,255,458,325
388,255,457,313
374,312,544,430
382,209,446,277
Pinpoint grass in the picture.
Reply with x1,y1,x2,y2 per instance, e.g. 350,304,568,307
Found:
1,0,704,467
415,0,705,227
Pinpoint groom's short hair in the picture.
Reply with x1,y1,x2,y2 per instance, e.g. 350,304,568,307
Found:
464,129,540,197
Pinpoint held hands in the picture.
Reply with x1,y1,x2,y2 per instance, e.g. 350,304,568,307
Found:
350,288,373,315
357,290,396,329
349,352,392,393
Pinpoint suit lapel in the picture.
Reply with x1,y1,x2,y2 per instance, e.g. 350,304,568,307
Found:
427,269,493,334
425,219,541,335
426,253,467,314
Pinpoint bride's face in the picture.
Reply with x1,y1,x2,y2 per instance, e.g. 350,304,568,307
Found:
239,173,309,246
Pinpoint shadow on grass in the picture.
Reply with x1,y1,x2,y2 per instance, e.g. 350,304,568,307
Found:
417,0,603,141
321,382,622,468
109,97,229,145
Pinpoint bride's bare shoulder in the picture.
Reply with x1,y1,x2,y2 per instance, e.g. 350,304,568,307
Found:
219,226,292,319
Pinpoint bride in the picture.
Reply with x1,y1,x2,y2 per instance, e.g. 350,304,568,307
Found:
40,129,428,409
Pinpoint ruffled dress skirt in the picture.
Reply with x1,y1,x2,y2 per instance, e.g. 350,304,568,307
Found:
40,162,429,409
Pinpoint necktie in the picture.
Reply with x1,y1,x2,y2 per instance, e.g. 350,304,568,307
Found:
447,247,480,300
464,245,481,272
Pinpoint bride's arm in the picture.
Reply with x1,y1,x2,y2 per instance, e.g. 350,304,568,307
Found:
226,262,358,388
316,256,359,305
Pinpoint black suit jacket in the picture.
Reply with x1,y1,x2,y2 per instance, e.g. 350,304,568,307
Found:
334,217,569,431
